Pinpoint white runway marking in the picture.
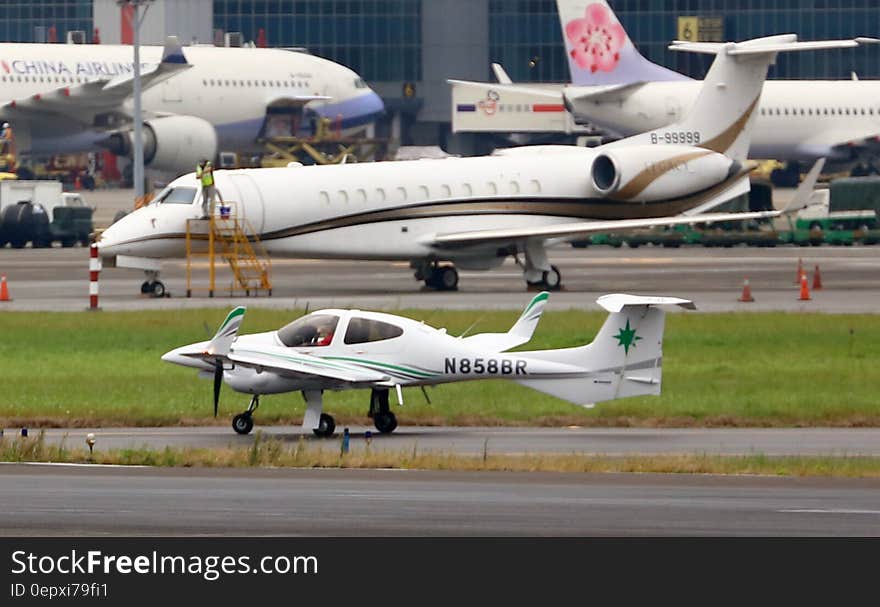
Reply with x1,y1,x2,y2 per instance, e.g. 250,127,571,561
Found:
778,509,880,515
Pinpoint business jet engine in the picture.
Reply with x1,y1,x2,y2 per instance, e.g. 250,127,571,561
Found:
101,115,218,176
590,144,737,202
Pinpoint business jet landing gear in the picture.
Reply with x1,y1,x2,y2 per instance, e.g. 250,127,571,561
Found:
413,260,458,291
140,270,166,298
369,388,398,434
232,394,260,435
520,241,562,291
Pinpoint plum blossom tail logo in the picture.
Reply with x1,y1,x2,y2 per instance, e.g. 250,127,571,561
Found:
565,3,626,73
478,90,500,116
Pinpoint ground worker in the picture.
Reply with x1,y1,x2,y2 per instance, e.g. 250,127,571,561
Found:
196,159,220,218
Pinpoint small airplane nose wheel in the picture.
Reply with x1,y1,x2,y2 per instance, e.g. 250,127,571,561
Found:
232,413,254,435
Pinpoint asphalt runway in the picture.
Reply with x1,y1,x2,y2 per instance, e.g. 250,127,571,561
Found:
20,425,880,456
1,464,877,536
1,245,879,312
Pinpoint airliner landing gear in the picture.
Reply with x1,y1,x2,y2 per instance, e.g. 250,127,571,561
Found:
369,388,398,434
520,241,562,291
413,260,458,291
232,394,260,435
140,270,166,298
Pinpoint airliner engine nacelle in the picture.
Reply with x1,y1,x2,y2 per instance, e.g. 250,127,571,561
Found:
102,115,218,175
590,144,737,202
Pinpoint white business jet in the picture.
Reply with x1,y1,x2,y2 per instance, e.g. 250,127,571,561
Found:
162,292,695,436
99,35,837,294
452,0,880,180
0,38,383,176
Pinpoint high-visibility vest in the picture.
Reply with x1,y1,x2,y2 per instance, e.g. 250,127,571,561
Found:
197,165,214,187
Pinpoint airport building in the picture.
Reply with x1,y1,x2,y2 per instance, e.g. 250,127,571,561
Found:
0,0,878,148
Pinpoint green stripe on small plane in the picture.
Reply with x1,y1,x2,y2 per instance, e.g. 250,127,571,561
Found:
218,307,246,332
324,356,438,378
235,349,355,372
522,292,549,316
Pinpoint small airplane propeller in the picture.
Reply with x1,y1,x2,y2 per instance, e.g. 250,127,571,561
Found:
212,358,223,417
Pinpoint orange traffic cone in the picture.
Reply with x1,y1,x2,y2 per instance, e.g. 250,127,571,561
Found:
798,272,811,301
794,257,804,284
738,278,755,302
812,265,823,290
0,275,10,302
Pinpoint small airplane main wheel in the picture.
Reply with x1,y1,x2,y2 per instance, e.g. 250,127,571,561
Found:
313,413,336,438
373,411,398,434
232,413,254,435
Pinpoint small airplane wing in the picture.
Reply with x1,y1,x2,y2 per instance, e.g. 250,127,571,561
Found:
2,36,190,126
460,291,549,352
229,345,390,385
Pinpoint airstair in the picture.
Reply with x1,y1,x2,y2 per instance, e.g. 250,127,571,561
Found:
185,201,272,297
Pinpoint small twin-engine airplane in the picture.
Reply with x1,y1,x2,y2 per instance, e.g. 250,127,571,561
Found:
162,292,695,437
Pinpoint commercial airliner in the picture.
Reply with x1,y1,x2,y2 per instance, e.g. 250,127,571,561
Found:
99,35,836,295
452,0,880,180
0,37,384,176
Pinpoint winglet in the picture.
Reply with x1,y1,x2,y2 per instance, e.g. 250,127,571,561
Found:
509,291,549,340
781,158,826,215
459,292,549,352
205,307,246,356
161,35,187,65
492,63,513,84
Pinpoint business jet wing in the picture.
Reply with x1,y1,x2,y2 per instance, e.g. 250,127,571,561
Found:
228,345,390,386
1,36,190,126
430,208,783,249
430,160,823,249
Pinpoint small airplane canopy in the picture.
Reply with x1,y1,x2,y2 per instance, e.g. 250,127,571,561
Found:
277,313,339,347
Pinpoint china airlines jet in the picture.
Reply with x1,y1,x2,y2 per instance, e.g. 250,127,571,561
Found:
0,37,384,176
452,0,880,181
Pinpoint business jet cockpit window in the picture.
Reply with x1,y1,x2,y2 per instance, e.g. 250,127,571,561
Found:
150,186,198,206
277,314,340,347
343,318,404,345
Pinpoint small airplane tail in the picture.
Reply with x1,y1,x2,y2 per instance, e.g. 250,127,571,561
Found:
515,295,695,406
557,0,689,85
461,291,549,352
205,306,246,356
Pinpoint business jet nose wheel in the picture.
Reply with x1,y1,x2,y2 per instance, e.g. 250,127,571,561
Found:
140,280,166,298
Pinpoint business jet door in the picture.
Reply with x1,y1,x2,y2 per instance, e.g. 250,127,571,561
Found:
224,173,266,234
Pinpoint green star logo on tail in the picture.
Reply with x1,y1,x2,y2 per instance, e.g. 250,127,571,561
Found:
614,319,641,354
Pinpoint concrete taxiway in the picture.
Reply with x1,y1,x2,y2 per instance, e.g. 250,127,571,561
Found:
1,245,879,312
1,465,877,536
18,426,880,456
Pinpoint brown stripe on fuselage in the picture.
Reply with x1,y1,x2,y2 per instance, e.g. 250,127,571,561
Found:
700,94,761,154
104,170,753,250
613,150,713,200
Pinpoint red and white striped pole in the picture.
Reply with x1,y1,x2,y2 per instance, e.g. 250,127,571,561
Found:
88,243,101,311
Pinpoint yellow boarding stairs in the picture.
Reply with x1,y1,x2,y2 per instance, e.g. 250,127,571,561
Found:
185,201,272,297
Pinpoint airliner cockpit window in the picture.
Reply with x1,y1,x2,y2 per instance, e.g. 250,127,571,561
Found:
277,314,340,347
156,187,198,205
